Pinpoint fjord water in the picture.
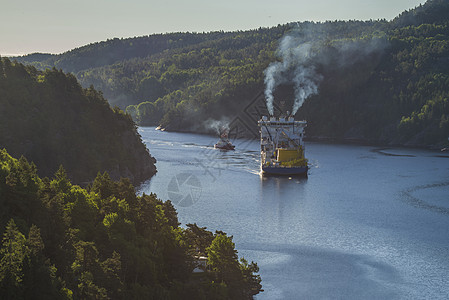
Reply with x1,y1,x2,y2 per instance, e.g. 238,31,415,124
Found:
137,127,449,299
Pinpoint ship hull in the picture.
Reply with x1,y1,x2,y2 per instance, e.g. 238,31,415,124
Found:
214,144,235,150
261,165,308,176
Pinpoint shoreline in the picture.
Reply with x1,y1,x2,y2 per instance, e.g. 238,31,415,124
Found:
150,125,449,153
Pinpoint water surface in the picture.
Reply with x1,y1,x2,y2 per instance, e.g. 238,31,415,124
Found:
137,127,449,299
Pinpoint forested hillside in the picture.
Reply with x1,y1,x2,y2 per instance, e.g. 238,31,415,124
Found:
0,58,156,185
14,0,449,147
0,150,262,299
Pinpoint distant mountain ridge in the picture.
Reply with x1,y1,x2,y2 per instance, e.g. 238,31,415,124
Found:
12,0,449,148
16,32,238,73
392,0,449,27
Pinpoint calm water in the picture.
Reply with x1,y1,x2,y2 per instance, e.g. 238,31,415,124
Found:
137,127,449,300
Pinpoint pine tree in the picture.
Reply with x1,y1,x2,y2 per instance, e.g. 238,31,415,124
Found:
0,219,27,299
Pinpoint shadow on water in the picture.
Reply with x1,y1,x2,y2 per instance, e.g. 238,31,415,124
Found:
244,243,402,300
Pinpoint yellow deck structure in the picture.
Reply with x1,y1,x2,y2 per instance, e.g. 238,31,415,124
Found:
276,148,307,167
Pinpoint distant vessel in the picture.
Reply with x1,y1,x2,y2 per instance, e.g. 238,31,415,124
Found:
258,115,308,175
442,137,449,152
214,128,235,150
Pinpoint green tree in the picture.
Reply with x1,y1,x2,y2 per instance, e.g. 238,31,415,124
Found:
0,219,27,299
183,223,214,256
206,233,243,298
206,233,262,299
239,258,262,299
0,149,261,299
23,225,70,299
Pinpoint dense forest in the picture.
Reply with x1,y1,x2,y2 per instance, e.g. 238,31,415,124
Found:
15,0,449,147
0,150,262,299
0,58,156,185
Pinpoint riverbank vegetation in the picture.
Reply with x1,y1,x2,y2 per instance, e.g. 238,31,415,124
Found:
14,0,449,147
0,58,156,185
0,149,262,299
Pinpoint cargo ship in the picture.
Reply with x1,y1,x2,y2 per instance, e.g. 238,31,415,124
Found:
258,115,308,176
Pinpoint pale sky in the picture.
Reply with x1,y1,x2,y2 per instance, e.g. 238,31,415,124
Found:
0,0,425,56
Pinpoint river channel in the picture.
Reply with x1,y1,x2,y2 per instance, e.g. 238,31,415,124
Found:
137,127,449,299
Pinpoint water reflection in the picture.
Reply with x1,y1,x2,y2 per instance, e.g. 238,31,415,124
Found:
258,175,308,239
260,174,308,198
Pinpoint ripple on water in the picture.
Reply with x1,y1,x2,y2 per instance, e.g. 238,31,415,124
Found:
401,182,449,215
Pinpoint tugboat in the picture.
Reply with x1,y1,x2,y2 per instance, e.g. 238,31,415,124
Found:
258,115,308,175
214,128,235,150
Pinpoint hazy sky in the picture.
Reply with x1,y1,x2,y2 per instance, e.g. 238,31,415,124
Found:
1,0,424,56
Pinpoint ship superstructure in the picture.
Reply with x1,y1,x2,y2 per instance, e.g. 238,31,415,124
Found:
258,115,308,175
214,127,235,150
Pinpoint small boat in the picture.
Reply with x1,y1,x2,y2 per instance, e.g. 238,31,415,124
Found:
442,137,449,151
214,128,235,150
214,140,235,150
